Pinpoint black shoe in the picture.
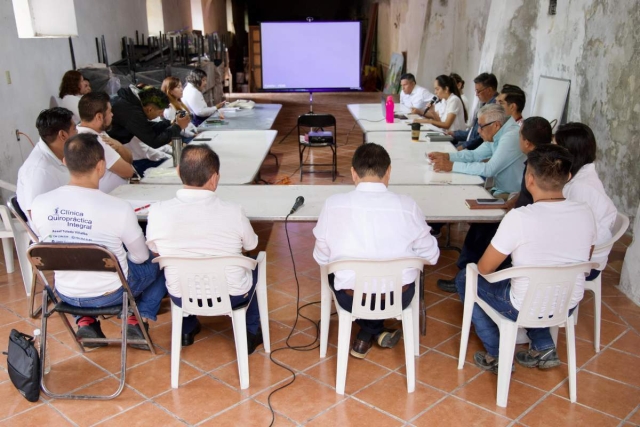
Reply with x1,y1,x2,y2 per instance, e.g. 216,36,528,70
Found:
515,348,561,370
247,328,263,355
473,351,515,375
376,329,402,349
182,320,201,347
126,322,151,351
437,278,457,293
76,320,108,348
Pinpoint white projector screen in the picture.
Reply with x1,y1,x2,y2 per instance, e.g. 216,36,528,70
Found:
260,22,361,91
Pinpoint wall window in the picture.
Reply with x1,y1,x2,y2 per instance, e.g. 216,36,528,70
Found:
12,0,78,38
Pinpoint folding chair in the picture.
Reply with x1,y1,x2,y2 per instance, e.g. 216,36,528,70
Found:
298,114,338,181
27,242,155,400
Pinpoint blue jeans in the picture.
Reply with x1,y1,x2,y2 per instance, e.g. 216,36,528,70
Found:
455,269,558,358
170,262,260,335
58,252,167,321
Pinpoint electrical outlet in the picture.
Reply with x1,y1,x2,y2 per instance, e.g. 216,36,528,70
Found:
5,71,11,85
15,129,20,141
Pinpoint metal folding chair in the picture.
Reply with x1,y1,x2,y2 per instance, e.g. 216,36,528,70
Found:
297,113,338,181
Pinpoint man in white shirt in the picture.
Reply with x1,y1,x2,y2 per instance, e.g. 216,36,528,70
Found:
146,145,263,351
455,145,597,373
399,73,434,114
16,108,76,216
313,143,440,359
77,92,134,193
30,134,166,350
496,84,526,126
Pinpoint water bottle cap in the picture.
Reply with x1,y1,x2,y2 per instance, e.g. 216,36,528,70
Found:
387,96,393,101
33,329,41,336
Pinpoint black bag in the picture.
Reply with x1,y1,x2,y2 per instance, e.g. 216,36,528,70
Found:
4,330,40,402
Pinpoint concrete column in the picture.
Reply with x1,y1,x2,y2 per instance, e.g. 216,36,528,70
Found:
620,203,640,305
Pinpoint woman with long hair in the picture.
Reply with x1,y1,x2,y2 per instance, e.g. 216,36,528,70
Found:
415,74,468,131
161,76,197,138
58,70,91,123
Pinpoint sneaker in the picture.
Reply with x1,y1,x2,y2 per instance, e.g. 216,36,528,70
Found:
76,321,108,349
474,351,515,374
515,348,561,369
350,337,373,359
436,278,457,293
126,322,151,351
376,329,402,349
247,328,263,355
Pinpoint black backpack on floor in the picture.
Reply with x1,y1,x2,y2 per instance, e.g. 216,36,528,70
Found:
4,329,40,402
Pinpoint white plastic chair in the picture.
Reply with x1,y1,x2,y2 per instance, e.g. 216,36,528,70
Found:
0,206,15,274
154,253,270,390
319,258,426,395
573,213,629,352
458,261,597,408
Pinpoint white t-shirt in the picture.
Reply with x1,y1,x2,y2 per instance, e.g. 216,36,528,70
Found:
30,186,147,298
58,95,81,123
491,200,597,311
183,82,217,118
146,189,259,298
442,94,467,132
76,126,128,193
563,163,617,269
16,139,70,212
400,85,434,111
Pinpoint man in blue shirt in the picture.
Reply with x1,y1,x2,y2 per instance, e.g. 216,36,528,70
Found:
429,104,525,196
448,73,498,151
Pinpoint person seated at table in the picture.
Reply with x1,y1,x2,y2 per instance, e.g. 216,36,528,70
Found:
182,69,226,127
555,122,617,281
77,92,134,193
58,70,92,123
16,107,77,217
161,76,198,139
496,84,526,126
30,133,166,349
437,117,553,293
399,73,435,114
313,143,440,359
428,104,525,197
449,72,471,125
414,74,468,132
145,145,263,351
109,85,191,176
448,72,499,151
455,144,596,372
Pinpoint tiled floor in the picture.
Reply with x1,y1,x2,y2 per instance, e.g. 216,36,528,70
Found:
0,92,638,426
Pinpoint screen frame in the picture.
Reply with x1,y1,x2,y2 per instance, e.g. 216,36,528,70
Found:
259,21,362,93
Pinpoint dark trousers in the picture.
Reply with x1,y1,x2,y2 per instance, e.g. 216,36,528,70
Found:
170,262,260,335
133,158,167,177
328,274,415,341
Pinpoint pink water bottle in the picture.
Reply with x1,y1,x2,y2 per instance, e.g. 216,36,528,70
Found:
385,96,394,123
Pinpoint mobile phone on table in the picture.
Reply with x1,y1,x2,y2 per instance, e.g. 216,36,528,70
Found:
476,198,505,205
192,138,212,141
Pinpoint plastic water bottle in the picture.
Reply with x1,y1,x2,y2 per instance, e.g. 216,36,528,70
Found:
385,96,394,123
33,329,51,375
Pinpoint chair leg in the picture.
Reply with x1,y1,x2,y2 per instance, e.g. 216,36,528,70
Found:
335,313,352,395
592,278,602,353
411,287,420,356
2,238,14,273
28,270,42,318
128,296,156,355
496,322,517,408
320,277,332,358
565,315,578,402
458,296,474,369
550,326,559,347
256,259,270,353
14,230,32,298
231,310,250,389
573,304,580,325
402,307,416,393
170,301,183,389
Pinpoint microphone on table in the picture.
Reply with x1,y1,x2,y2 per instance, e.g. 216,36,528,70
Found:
289,196,305,215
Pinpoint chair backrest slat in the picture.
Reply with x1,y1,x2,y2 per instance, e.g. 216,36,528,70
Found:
8,195,39,242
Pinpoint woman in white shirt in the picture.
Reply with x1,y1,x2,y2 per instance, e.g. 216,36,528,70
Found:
415,74,468,132
182,68,226,126
555,122,617,280
161,76,198,139
58,70,92,123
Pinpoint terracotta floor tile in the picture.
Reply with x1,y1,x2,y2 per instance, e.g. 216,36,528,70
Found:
154,375,242,424
179,333,239,372
269,303,318,331
82,343,162,374
627,409,640,425
509,361,569,392
353,372,445,421
94,402,186,426
255,375,345,424
0,381,44,421
610,330,640,356
574,314,629,347
436,330,485,364
0,307,23,327
555,334,598,367
413,351,481,392
602,296,640,315
306,397,403,427
520,394,619,427
126,355,204,398
419,317,461,349
270,274,322,301
211,352,291,393
268,332,336,371
50,378,145,427
412,396,510,427
583,348,640,387
577,295,627,324
41,355,109,395
200,399,294,427
304,356,391,395
454,371,545,419
0,284,28,304
365,340,412,371
267,288,297,311
552,370,639,419
0,404,74,427
426,298,464,327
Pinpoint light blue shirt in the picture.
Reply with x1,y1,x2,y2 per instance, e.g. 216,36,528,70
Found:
449,117,525,194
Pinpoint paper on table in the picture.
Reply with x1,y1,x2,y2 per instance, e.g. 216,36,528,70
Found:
144,168,178,178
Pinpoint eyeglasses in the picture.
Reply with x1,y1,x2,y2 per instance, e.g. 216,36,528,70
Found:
475,86,489,95
478,120,497,130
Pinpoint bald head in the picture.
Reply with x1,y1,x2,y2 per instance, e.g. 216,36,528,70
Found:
178,144,220,187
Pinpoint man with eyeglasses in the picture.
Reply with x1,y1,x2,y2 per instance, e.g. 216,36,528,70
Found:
448,73,499,151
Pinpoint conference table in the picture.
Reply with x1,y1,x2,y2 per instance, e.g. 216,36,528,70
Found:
141,130,277,185
366,131,485,186
196,104,283,132
347,103,454,143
